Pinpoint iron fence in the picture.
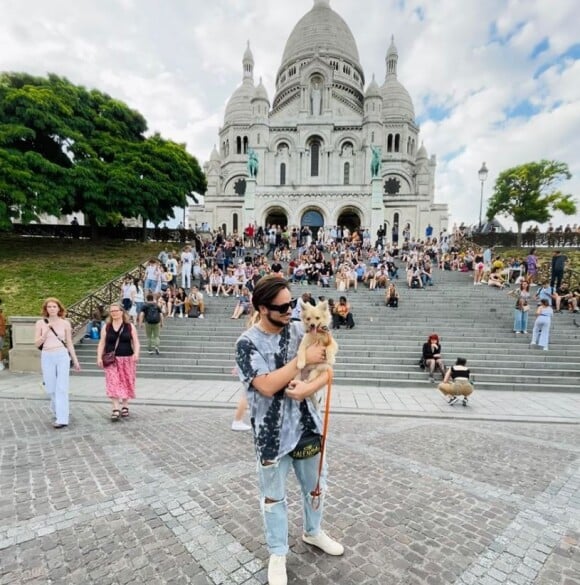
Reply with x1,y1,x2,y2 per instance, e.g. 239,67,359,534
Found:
66,263,146,337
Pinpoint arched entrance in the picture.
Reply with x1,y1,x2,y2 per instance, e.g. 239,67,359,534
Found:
336,207,362,233
301,208,324,239
264,207,288,229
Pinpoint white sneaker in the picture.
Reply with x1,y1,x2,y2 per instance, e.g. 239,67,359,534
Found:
231,420,251,431
302,531,344,556
199,314,204,319
268,555,287,585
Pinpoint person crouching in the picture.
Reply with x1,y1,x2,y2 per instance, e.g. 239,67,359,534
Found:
438,357,474,406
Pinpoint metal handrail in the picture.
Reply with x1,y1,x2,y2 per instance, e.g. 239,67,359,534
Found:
66,263,146,336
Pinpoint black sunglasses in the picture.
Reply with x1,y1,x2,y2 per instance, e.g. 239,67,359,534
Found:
265,298,298,313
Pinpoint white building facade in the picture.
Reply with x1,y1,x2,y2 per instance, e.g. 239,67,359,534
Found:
196,0,448,241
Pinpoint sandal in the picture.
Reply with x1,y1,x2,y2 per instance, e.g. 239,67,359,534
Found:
111,409,121,422
121,407,129,418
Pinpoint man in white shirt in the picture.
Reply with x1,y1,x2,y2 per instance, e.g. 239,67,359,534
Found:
180,246,194,289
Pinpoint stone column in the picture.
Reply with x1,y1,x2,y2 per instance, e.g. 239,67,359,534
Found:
371,178,383,239
244,178,257,228
9,316,41,373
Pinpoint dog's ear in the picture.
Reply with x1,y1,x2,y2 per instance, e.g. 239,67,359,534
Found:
299,298,307,310
318,300,329,312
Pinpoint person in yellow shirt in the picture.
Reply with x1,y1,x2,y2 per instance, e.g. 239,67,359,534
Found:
492,257,505,270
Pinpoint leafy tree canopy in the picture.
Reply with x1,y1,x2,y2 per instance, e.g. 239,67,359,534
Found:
0,73,206,230
486,159,576,244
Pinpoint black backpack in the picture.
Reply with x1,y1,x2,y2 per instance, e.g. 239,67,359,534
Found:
145,304,161,324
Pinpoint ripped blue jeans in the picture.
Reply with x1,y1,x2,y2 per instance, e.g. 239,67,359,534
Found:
257,453,328,555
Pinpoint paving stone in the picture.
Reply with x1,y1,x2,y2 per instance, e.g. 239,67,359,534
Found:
1,402,580,585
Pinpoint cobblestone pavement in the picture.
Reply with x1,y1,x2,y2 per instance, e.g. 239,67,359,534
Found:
1,399,579,585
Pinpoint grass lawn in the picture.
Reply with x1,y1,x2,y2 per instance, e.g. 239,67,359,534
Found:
0,236,171,316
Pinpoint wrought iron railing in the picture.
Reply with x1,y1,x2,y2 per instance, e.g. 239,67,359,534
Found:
470,231,579,248
66,263,146,337
10,223,200,243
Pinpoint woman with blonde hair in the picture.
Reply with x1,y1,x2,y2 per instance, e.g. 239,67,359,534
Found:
97,303,140,421
35,297,81,428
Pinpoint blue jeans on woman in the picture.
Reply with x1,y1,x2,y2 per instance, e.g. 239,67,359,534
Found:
41,349,70,425
532,315,551,349
513,308,529,333
257,454,328,555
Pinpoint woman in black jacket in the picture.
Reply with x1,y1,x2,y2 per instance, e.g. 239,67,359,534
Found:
422,333,445,382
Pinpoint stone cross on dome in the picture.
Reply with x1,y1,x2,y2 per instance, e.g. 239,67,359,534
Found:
314,0,331,6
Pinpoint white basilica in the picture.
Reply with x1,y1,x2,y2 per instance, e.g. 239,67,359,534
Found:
195,0,449,240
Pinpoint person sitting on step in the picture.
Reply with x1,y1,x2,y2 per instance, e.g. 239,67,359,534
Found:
422,333,445,382
487,268,506,289
332,296,355,329
385,283,400,308
407,264,423,289
230,286,252,320
375,265,389,289
185,286,205,319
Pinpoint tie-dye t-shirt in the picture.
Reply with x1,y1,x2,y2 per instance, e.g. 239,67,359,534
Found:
235,322,322,463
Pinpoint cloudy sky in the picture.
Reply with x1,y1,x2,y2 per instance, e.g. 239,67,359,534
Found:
1,0,579,228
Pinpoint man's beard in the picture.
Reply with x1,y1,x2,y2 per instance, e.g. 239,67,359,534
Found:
264,312,288,329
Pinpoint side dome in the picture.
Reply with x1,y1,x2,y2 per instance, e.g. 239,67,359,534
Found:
224,80,255,125
382,36,415,121
280,0,360,69
416,142,428,160
210,145,221,162
365,74,380,99
253,78,270,102
382,77,415,121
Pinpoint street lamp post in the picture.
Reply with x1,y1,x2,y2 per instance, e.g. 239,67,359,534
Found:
478,162,489,231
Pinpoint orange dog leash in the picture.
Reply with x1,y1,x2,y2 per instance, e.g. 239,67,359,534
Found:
311,369,333,509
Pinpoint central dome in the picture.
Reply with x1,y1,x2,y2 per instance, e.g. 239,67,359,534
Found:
281,0,360,68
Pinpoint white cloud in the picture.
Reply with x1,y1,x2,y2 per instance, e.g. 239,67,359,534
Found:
0,0,579,228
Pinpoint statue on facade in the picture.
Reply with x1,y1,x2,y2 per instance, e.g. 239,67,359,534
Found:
310,82,322,116
247,148,259,178
371,145,382,178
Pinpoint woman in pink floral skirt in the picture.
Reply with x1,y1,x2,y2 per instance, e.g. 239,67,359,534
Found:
97,302,140,421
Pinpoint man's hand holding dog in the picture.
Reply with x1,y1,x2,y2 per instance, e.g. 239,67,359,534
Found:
305,343,327,364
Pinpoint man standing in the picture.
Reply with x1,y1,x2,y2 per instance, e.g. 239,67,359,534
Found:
235,277,343,585
550,250,568,290
138,294,163,355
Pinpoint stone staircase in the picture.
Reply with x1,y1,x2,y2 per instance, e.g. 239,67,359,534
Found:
76,269,580,392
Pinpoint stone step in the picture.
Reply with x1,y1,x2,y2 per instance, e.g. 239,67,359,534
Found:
74,366,579,393
75,261,580,393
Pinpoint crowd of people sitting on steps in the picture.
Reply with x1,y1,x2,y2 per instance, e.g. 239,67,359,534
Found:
84,222,578,328
101,223,459,326
78,222,578,387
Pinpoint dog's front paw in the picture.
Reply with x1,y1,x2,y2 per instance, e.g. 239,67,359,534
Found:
296,359,306,370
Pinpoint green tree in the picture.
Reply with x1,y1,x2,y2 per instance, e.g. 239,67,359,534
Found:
486,160,576,246
0,73,206,234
